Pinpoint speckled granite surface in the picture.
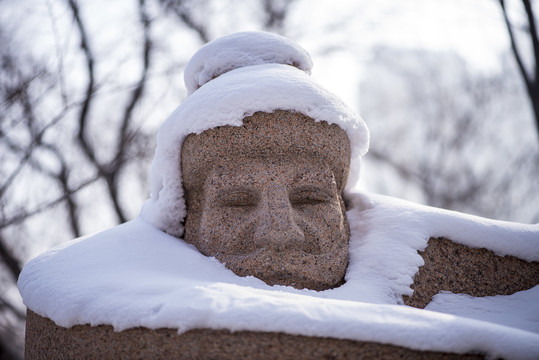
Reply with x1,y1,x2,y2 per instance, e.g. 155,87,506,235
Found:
404,237,539,308
182,111,351,291
25,309,484,360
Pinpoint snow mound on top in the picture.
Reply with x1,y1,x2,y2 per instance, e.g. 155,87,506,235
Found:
184,31,313,96
141,63,369,236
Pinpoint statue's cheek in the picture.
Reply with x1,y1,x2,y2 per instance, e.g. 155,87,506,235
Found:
293,203,347,254
199,207,260,255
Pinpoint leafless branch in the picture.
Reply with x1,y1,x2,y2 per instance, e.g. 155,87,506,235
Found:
367,147,421,183
159,0,209,43
0,175,99,231
499,0,531,89
523,0,539,77
67,0,98,164
0,104,72,197
101,0,154,223
39,142,82,237
116,0,153,167
499,0,539,139
262,0,295,33
0,233,21,281
66,0,140,223
46,0,69,106
0,298,25,321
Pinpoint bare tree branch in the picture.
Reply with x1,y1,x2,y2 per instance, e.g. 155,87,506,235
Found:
0,175,99,231
101,0,154,223
262,0,295,33
523,0,539,78
159,0,209,43
499,0,532,89
0,105,72,197
0,298,25,321
66,0,134,223
116,0,152,166
1,129,82,237
67,0,98,164
39,143,82,237
46,0,69,106
499,0,539,139
0,233,21,281
367,147,421,183
0,315,24,360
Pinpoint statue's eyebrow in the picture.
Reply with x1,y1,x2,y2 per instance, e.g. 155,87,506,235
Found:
292,167,337,186
215,186,257,195
208,168,257,188
214,187,259,204
289,185,333,203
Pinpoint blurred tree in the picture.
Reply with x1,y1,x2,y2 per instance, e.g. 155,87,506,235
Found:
361,48,539,222
499,0,539,140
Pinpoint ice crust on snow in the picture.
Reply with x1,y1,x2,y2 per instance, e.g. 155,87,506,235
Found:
140,63,369,236
184,32,313,96
18,193,539,360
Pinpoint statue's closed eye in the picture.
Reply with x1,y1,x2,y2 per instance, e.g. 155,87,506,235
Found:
217,189,259,207
289,186,332,205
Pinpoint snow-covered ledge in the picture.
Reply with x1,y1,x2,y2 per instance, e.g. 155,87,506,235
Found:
19,193,539,359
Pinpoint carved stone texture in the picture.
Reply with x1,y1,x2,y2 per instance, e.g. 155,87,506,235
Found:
404,237,539,309
25,310,485,360
181,110,351,291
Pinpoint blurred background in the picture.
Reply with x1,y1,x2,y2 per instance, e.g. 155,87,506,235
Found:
1,0,538,358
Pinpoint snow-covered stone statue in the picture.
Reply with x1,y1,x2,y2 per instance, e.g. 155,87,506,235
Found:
19,32,539,359
181,112,351,291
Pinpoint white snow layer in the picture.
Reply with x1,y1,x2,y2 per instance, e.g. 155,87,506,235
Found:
426,287,539,334
140,63,369,236
18,193,539,360
184,32,313,96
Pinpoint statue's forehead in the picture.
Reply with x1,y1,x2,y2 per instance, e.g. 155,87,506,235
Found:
201,113,348,148
181,111,351,192
183,112,348,160
206,158,337,188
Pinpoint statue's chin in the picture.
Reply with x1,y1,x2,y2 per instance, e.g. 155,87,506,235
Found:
214,248,348,291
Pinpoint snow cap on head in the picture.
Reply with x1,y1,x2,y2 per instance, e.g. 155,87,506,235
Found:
184,31,313,96
140,31,369,236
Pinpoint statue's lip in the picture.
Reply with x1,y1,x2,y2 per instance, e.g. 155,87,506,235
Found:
216,246,331,259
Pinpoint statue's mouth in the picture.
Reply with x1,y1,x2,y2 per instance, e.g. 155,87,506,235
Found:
214,248,347,291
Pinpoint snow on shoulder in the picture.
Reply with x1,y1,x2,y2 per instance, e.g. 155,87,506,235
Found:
140,31,369,236
18,193,539,359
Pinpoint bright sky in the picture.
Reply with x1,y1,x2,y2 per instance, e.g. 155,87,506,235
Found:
0,0,514,111
2,0,512,68
293,0,509,67
284,0,513,115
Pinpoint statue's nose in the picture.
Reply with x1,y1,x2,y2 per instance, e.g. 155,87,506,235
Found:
253,184,304,250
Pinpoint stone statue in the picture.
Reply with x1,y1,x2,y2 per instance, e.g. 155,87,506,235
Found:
181,111,351,290
19,31,539,360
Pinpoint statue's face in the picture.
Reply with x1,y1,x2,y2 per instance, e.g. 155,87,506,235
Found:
182,111,350,291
